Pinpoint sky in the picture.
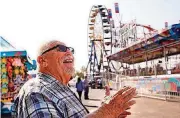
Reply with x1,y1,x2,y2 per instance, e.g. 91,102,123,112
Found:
0,0,179,71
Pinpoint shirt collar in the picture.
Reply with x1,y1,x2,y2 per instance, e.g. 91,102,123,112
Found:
37,72,68,89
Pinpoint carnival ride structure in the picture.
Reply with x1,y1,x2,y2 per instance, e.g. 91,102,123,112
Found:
86,4,159,85
86,3,180,98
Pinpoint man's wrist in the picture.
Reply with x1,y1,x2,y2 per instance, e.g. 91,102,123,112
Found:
102,95,112,104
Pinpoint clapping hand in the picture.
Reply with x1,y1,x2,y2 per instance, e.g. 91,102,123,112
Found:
95,86,136,118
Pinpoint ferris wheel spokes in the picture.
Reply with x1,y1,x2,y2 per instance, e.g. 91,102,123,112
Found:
87,5,113,81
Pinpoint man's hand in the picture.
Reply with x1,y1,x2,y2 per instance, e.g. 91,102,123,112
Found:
102,86,136,117
86,87,136,118
118,107,131,118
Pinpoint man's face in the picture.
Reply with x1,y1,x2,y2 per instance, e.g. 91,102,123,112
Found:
43,41,75,77
56,44,75,75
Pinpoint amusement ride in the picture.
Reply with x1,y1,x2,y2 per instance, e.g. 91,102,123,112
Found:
86,3,180,101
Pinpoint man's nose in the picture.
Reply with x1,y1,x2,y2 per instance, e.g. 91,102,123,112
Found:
67,48,70,52
66,49,72,54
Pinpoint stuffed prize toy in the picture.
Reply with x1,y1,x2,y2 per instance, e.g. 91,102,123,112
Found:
1,77,8,94
12,58,23,67
2,88,8,94
6,60,13,78
8,80,15,92
1,73,7,79
6,59,11,66
2,83,8,88
1,58,7,64
6,60,12,68
7,66,13,79
20,65,25,77
14,67,20,75
15,75,22,84
2,68,7,74
7,57,14,64
1,63,6,68
2,78,8,85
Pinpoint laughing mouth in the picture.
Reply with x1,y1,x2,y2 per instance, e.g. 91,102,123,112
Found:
63,56,74,63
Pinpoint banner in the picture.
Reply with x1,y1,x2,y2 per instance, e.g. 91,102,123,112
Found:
114,3,119,13
108,9,112,18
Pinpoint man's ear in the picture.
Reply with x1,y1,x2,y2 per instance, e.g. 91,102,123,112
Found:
37,56,42,64
37,56,48,67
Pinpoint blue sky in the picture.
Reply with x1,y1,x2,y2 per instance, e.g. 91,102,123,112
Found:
0,0,179,70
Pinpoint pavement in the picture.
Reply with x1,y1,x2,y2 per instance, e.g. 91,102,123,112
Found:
71,87,106,112
71,87,180,118
2,87,180,118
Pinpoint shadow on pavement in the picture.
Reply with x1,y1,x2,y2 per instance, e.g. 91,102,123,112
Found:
84,105,99,108
86,98,101,101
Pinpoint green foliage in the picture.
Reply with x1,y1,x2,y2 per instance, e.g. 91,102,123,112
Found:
75,66,86,79
80,66,86,73
75,71,84,78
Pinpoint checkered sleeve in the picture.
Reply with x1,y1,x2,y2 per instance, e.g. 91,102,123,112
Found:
24,92,64,118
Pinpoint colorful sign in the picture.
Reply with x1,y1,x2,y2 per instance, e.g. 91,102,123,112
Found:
168,78,180,87
114,3,119,13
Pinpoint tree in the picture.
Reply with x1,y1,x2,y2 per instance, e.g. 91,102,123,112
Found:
75,71,84,78
75,66,86,79
80,66,86,74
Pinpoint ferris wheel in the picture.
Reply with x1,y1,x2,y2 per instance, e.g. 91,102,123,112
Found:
86,5,112,79
86,4,158,79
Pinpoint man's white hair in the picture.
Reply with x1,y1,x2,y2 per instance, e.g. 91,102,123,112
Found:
37,40,63,56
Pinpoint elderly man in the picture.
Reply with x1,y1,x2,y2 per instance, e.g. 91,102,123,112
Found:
12,40,136,118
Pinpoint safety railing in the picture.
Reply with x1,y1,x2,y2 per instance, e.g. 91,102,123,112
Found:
110,77,180,102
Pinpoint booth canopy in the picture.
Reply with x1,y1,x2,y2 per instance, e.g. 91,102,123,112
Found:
107,24,180,64
0,36,37,70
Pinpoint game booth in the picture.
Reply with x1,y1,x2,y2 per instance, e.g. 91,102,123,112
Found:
0,37,37,114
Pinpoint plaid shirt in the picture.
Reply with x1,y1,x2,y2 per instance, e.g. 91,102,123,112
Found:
12,73,89,118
